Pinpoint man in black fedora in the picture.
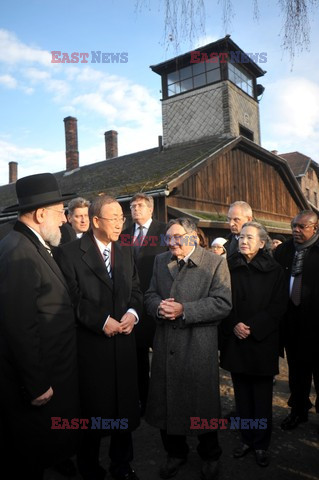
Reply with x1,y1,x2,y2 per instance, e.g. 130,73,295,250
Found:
0,173,80,480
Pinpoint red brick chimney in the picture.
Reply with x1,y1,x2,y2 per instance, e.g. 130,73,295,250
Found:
9,161,18,184
104,130,118,159
64,116,79,170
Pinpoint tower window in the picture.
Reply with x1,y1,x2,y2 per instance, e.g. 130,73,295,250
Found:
228,62,253,97
167,59,221,97
239,124,254,141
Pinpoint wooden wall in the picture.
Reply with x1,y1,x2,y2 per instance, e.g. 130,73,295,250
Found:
167,148,301,222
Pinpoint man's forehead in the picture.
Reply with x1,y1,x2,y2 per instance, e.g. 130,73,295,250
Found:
102,202,122,212
132,199,150,207
73,206,88,214
294,214,316,223
167,224,186,234
228,206,245,217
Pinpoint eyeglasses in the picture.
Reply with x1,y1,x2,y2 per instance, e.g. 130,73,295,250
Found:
165,232,198,245
45,207,66,215
212,245,224,249
291,222,316,230
97,216,126,224
130,203,148,210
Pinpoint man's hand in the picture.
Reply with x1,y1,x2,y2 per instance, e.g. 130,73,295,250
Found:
233,322,250,340
31,387,54,407
120,312,136,335
159,298,184,320
103,317,123,337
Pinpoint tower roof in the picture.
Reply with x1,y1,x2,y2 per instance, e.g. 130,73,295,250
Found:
150,35,266,78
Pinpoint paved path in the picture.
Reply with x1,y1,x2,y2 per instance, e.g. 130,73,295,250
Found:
45,358,319,480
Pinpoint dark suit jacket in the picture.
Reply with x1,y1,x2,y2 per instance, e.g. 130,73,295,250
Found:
224,233,239,256
60,222,77,244
0,221,79,466
122,219,167,347
56,232,143,431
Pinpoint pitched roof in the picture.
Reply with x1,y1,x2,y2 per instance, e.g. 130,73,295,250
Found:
0,136,233,211
279,151,312,177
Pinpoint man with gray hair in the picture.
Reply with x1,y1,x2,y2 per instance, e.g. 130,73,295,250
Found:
145,217,232,480
225,201,253,256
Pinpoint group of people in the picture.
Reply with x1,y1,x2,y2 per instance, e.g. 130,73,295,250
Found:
0,175,318,480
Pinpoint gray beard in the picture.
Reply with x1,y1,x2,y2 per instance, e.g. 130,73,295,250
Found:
41,226,62,247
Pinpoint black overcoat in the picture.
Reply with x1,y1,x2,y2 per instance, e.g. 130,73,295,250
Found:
274,237,319,345
56,232,143,432
220,250,287,376
0,221,79,466
122,219,167,347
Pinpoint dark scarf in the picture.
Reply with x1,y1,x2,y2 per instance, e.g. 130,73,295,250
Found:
292,231,319,276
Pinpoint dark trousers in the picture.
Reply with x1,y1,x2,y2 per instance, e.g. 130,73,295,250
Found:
0,413,44,480
77,430,133,479
136,346,150,415
286,343,319,414
160,429,222,461
231,373,273,450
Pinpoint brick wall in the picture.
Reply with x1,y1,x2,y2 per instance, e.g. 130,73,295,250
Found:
162,81,260,146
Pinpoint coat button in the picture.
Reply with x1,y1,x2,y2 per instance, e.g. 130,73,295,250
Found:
170,350,174,355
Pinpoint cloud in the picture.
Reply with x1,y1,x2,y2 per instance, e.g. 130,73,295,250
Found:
261,77,319,162
0,139,66,187
267,78,319,137
0,29,51,66
73,93,118,118
0,30,162,187
0,74,17,89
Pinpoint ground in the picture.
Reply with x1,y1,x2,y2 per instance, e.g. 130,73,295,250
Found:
45,358,319,480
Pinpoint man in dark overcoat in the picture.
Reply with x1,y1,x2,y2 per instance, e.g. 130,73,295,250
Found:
56,195,143,480
122,192,166,415
0,173,79,480
145,218,232,480
275,210,319,430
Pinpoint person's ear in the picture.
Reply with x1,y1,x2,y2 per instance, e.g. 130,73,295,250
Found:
35,208,46,224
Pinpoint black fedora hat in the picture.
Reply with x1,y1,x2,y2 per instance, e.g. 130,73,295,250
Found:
3,173,76,213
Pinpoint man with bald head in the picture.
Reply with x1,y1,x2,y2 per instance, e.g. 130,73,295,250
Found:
225,201,253,256
275,210,319,430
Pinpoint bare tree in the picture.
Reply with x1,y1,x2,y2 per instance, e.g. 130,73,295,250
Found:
135,0,318,62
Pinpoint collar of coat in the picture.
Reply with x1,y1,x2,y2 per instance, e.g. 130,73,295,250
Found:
171,245,203,265
228,250,279,273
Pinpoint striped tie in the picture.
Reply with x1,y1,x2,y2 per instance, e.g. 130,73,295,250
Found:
45,244,53,257
103,248,112,279
133,226,143,256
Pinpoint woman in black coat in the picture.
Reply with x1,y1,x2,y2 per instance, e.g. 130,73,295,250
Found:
219,221,287,467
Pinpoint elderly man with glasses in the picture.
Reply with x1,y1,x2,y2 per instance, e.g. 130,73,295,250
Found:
274,210,319,431
144,218,232,480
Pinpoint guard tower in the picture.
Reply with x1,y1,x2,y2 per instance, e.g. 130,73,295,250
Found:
151,35,266,147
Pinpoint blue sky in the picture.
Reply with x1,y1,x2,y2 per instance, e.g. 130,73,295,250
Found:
0,0,319,188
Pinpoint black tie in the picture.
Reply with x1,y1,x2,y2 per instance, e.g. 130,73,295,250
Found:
178,259,186,271
291,274,302,306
